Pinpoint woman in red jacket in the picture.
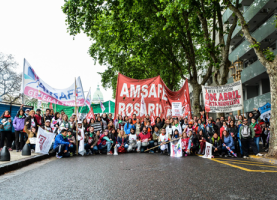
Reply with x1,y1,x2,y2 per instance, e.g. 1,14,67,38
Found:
220,121,228,139
251,118,262,153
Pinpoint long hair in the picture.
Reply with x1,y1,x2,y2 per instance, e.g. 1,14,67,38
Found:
119,130,127,138
222,130,229,141
54,112,60,120
16,109,25,117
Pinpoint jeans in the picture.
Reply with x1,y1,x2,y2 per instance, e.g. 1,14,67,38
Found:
54,144,70,157
117,144,129,149
222,146,235,155
100,141,112,152
28,143,36,150
238,138,243,155
253,137,260,153
15,131,25,150
0,131,12,148
241,137,258,156
85,143,98,153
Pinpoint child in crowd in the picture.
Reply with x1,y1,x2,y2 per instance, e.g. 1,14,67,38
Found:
181,132,189,156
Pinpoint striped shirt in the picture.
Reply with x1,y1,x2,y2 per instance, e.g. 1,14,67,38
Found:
90,122,103,133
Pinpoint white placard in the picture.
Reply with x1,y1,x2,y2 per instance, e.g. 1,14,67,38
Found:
172,102,182,116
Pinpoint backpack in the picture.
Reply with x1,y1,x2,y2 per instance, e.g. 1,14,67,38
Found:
241,126,251,138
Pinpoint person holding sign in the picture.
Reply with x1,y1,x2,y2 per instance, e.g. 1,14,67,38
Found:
158,128,171,155
24,122,37,152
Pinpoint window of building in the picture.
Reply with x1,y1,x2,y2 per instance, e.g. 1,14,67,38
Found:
247,85,259,99
262,78,270,94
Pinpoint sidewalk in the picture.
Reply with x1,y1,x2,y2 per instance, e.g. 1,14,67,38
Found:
0,151,51,175
249,153,277,165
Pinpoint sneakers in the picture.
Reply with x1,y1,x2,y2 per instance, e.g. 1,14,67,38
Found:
256,153,263,156
31,149,35,153
8,148,13,151
265,148,268,152
219,155,222,157
224,154,228,158
70,152,73,157
107,151,113,155
56,154,62,159
149,150,154,154
243,156,249,159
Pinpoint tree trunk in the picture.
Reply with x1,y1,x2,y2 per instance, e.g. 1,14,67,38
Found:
191,83,202,118
268,63,277,156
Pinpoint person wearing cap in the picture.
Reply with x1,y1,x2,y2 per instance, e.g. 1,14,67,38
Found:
35,109,42,126
43,119,52,132
53,129,70,158
25,109,30,117
185,121,193,136
24,110,38,130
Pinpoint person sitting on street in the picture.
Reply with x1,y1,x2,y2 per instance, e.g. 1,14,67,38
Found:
127,128,141,152
107,128,117,153
188,131,199,155
222,130,235,157
97,129,113,155
158,127,171,155
138,126,154,153
67,129,76,156
117,130,129,153
211,132,222,157
239,119,263,158
85,126,99,155
152,126,160,152
53,129,70,158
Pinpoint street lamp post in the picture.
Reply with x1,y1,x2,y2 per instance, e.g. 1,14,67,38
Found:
229,56,243,117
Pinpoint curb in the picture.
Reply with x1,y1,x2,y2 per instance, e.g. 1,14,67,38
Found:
0,153,54,175
249,155,277,165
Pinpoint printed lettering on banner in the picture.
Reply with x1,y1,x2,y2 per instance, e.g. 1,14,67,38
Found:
202,81,243,113
202,142,213,159
35,127,55,154
22,59,85,106
114,73,192,120
172,102,182,116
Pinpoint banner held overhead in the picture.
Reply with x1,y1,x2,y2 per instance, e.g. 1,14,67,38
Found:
22,59,85,106
114,73,192,120
202,81,243,113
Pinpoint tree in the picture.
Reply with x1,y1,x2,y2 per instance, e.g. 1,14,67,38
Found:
62,0,238,116
0,52,22,103
224,0,277,155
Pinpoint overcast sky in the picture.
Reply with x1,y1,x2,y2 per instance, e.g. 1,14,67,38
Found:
0,0,113,101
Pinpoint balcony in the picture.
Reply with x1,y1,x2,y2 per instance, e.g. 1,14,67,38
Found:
243,92,270,112
222,0,244,24
224,0,273,43
227,48,277,84
229,14,277,62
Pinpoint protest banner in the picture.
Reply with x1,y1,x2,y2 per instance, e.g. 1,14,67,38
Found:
259,103,271,121
78,128,85,156
21,59,85,106
202,142,213,159
202,81,243,113
35,127,55,154
114,73,192,120
172,102,182,116
170,139,182,157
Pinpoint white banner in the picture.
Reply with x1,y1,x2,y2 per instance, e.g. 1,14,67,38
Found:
202,142,213,159
22,59,85,106
35,127,56,154
78,128,85,156
172,102,182,116
202,81,243,113
170,139,182,157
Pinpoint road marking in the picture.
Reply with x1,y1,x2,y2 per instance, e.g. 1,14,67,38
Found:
212,159,277,172
214,159,274,165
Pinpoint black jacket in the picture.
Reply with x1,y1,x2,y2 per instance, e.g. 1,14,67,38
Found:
247,110,261,125
24,116,38,130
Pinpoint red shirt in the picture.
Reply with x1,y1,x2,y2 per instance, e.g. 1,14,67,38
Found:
138,132,152,142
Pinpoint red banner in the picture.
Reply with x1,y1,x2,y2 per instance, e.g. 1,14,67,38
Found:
114,73,192,120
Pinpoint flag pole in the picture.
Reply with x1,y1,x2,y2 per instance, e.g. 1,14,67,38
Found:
79,87,91,117
75,78,79,155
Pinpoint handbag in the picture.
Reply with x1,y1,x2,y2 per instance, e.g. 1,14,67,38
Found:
118,137,126,153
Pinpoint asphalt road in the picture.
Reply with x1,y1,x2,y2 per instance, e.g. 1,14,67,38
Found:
0,154,277,200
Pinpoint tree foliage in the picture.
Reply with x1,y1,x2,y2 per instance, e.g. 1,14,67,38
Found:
62,0,238,114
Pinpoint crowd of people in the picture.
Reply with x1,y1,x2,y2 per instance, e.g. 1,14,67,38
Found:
0,105,270,159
